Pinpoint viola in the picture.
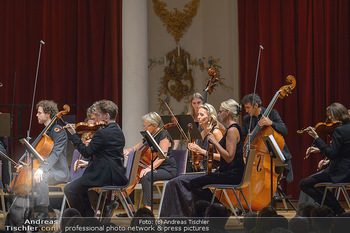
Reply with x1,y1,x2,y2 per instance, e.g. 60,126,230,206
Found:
10,105,70,196
297,121,341,139
206,122,217,175
298,121,341,159
188,123,201,172
55,121,107,135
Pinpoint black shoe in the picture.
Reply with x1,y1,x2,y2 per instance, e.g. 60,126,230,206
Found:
103,201,119,218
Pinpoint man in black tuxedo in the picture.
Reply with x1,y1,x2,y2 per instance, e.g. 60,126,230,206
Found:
300,102,350,216
64,99,128,217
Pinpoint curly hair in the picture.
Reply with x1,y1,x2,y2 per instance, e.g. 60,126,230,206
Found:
36,100,58,119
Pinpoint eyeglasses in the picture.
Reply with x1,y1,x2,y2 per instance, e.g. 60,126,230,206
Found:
143,124,152,129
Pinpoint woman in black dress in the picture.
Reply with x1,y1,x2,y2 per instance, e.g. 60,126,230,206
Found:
124,112,177,210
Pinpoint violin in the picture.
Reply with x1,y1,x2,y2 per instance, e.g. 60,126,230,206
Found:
298,120,341,159
297,120,341,139
56,121,107,134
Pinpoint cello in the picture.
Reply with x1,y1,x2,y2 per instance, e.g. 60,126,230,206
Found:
10,105,70,196
125,121,176,195
221,75,296,211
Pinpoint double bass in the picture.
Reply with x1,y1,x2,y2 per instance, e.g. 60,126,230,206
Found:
10,105,70,196
221,75,296,211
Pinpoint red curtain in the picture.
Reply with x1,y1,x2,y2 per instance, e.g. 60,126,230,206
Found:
238,0,350,199
0,0,122,159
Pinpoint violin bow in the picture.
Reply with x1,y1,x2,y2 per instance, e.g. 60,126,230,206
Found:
162,100,190,143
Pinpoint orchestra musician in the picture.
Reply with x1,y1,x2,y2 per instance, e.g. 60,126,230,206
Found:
173,93,203,152
187,103,223,171
160,100,242,217
299,102,350,216
189,99,244,203
241,93,293,183
16,100,70,217
64,100,128,217
187,93,204,128
123,112,176,211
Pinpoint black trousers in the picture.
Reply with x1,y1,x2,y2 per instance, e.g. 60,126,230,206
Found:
189,169,243,203
64,177,94,217
299,171,344,214
140,168,176,206
36,172,60,206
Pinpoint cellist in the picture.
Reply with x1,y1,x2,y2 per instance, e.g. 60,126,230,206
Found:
15,100,70,218
123,112,177,213
241,93,293,183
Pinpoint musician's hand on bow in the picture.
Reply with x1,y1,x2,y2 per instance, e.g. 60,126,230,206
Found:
66,124,76,135
258,115,272,127
74,160,88,172
140,167,151,178
306,126,319,139
34,169,43,183
15,164,23,172
317,159,329,171
306,146,320,156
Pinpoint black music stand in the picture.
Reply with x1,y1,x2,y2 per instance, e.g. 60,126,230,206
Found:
0,113,11,137
262,135,286,208
161,115,201,141
19,138,47,206
140,130,165,211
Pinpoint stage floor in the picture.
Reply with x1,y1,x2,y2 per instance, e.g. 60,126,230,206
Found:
0,200,348,232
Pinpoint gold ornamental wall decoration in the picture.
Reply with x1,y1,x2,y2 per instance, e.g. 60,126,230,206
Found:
153,0,200,44
163,46,193,102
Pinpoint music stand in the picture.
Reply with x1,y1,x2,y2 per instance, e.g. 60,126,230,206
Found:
140,131,165,211
0,113,11,137
19,138,48,205
262,135,286,208
161,115,201,141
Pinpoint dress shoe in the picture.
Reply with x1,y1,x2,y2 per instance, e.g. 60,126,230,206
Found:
102,201,119,218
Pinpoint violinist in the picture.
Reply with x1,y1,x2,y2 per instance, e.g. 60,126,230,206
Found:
189,99,244,204
299,102,350,216
64,100,128,217
160,99,242,217
123,112,176,211
241,93,293,183
187,93,204,128
187,103,223,171
16,100,69,217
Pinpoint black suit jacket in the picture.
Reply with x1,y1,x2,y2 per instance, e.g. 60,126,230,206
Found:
314,122,350,183
70,122,128,187
241,107,293,182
